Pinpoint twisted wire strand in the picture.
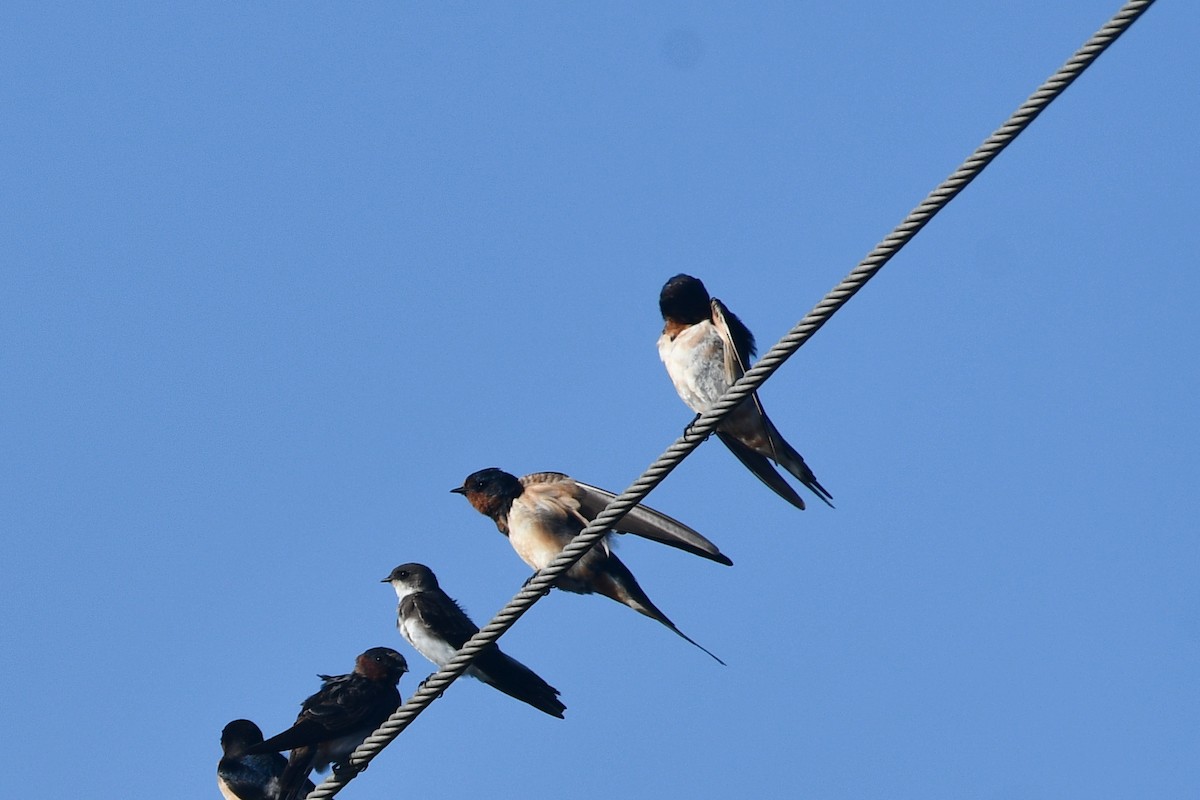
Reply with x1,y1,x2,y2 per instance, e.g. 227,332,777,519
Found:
306,1,1155,796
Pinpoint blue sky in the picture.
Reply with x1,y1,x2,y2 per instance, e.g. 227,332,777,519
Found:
2,2,1197,798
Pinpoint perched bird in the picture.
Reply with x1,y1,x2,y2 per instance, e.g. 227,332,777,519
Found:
658,273,834,510
382,562,566,718
218,719,314,800
453,468,726,664
246,647,408,800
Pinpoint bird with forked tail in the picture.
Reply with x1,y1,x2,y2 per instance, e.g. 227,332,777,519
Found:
658,273,834,511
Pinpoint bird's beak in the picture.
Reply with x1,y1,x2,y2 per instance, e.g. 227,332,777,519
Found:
380,577,392,583
450,487,465,494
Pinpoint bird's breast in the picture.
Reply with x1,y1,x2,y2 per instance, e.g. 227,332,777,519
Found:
507,503,572,570
659,324,729,412
401,617,459,667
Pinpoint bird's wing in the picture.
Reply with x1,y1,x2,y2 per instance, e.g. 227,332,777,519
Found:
407,591,479,650
571,480,732,566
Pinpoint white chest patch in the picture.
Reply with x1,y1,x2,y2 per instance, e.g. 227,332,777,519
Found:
401,615,458,667
658,323,729,413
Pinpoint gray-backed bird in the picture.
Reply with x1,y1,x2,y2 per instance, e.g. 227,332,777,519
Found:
383,562,565,718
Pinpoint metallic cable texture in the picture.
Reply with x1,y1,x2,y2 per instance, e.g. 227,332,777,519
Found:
305,1,1155,796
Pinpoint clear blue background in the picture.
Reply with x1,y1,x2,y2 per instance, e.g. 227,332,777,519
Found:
3,2,1196,798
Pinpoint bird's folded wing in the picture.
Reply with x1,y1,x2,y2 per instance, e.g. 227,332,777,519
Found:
572,481,732,566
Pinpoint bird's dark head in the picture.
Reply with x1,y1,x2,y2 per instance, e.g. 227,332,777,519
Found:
381,562,437,593
355,647,409,684
452,467,523,519
220,719,264,756
659,274,712,325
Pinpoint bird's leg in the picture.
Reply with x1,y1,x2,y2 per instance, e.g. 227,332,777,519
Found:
683,412,711,440
417,675,445,698
521,572,553,596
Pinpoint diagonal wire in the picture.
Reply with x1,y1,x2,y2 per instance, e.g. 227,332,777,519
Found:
306,1,1156,796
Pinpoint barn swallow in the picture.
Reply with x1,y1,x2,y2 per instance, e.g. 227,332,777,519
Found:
218,719,315,800
453,468,726,664
245,647,408,800
382,562,566,718
658,273,834,510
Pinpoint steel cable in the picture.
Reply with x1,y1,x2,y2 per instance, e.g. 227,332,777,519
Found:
305,1,1156,796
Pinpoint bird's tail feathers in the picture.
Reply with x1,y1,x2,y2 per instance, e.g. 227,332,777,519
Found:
598,563,726,666
768,429,834,508
278,747,319,800
475,653,566,718
716,431,808,510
